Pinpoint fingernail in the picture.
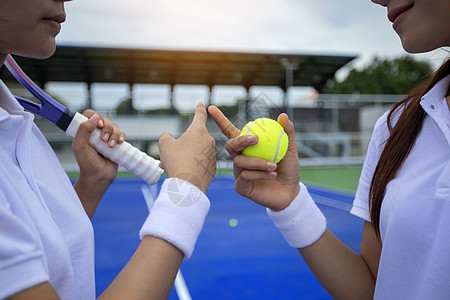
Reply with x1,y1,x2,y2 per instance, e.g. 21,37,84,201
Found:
268,172,277,178
267,162,277,170
98,119,104,127
119,136,125,143
247,135,257,144
103,133,110,141
90,113,99,122
108,139,116,147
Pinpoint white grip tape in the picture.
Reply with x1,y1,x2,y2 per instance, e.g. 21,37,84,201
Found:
66,112,164,185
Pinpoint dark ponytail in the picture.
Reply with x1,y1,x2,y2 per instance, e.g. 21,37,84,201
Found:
369,59,450,236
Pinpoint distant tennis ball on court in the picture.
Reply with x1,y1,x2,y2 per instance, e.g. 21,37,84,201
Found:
239,118,288,163
229,218,239,227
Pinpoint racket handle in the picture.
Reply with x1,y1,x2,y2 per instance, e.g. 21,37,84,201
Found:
66,112,164,185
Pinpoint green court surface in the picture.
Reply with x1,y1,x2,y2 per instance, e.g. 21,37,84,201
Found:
300,165,362,192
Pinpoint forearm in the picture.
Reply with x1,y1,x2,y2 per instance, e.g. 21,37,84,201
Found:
98,236,183,300
267,183,376,299
298,228,375,300
73,176,111,219
98,177,209,299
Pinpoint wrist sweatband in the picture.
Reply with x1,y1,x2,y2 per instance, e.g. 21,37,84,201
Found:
139,178,210,259
267,182,326,248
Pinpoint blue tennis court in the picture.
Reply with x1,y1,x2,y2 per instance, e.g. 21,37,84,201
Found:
92,176,364,299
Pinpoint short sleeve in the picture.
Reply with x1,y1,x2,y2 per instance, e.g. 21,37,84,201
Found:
350,111,391,221
0,189,49,299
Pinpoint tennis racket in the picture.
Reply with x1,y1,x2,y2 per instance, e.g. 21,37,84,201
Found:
4,54,164,185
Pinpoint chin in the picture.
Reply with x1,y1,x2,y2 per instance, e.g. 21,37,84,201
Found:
31,44,57,59
401,40,435,54
400,33,448,54
13,41,57,60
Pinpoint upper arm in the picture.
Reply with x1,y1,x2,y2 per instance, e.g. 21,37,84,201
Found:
6,282,60,300
0,186,51,298
360,221,382,280
353,114,386,280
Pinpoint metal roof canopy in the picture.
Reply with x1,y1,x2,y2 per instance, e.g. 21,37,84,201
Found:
1,46,356,92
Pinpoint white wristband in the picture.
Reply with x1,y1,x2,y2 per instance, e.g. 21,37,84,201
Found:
139,178,210,259
267,182,326,248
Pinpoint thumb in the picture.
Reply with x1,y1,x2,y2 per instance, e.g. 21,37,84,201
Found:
73,114,100,149
277,113,298,154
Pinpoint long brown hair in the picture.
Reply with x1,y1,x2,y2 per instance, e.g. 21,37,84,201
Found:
369,58,450,236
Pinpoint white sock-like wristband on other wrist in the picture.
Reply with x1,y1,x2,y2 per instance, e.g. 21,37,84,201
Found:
267,182,326,249
139,177,210,259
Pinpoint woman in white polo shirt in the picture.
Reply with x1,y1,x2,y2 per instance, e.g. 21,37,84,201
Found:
0,0,216,299
209,0,450,298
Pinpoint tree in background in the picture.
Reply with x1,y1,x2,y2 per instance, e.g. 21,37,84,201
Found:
115,97,180,115
324,56,433,94
116,97,137,115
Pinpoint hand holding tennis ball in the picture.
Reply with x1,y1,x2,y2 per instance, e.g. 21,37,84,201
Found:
208,105,301,211
239,118,289,164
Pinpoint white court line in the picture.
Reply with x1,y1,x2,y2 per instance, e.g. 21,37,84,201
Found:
141,184,193,300
310,193,353,212
174,270,192,300
141,184,157,209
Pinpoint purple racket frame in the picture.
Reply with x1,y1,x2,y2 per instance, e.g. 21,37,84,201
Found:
4,54,73,130
4,55,164,185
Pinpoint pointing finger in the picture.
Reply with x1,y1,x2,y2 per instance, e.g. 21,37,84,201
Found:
208,105,241,139
191,102,208,126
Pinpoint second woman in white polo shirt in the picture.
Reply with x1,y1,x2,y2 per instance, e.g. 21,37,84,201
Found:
208,0,450,298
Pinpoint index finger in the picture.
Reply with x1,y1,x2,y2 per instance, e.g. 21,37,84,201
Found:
208,105,241,139
191,102,208,125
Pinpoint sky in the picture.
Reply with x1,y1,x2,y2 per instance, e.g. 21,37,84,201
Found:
47,0,449,112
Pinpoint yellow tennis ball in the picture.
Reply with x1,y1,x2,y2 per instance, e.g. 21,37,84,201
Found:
239,118,289,163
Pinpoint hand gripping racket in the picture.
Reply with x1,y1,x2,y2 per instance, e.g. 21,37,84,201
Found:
4,54,164,185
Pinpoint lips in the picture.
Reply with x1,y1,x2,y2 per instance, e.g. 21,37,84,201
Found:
43,13,66,24
387,3,413,23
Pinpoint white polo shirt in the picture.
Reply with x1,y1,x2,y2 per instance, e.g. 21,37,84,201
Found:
351,75,450,299
0,80,95,299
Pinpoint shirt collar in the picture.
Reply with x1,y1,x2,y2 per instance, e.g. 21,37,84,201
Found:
420,74,450,146
0,80,27,118
420,74,450,108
